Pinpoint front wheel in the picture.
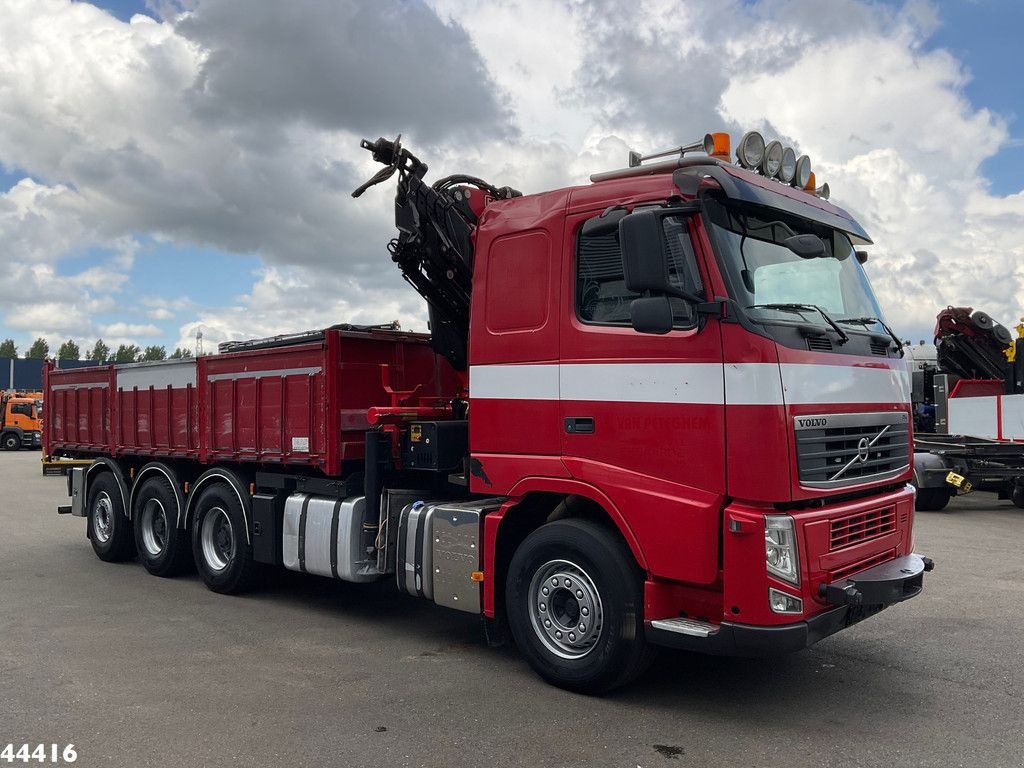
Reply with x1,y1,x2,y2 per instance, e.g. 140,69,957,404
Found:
1,432,19,451
915,487,953,512
191,484,258,594
505,519,653,694
1010,485,1024,510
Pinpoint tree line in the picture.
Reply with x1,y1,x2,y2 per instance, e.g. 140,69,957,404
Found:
0,338,193,362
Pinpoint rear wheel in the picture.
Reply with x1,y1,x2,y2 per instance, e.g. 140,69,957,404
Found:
133,476,191,577
1,432,19,451
915,487,953,512
88,472,135,561
505,519,652,694
191,484,258,594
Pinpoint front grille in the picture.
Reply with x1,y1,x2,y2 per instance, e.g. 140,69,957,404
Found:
794,412,910,489
829,507,896,551
830,549,894,582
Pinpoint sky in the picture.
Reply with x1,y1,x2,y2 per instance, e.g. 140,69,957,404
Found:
0,0,1022,356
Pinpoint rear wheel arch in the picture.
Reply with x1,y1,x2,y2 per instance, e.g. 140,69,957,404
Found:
85,458,131,515
184,467,253,544
130,462,187,528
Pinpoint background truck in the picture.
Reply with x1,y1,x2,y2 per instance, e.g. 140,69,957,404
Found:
46,131,931,693
912,306,1024,511
1,391,42,450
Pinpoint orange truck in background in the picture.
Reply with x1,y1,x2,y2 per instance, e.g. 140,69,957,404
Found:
1,391,43,450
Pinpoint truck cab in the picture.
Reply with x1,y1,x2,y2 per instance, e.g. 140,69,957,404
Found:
464,134,924,658
2,392,43,450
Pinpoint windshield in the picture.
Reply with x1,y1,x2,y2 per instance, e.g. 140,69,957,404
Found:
703,197,885,329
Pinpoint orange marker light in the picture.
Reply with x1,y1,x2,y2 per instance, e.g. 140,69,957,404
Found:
707,132,731,160
803,171,816,192
470,571,485,582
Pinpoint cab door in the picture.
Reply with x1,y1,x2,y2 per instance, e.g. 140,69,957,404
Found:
558,207,727,584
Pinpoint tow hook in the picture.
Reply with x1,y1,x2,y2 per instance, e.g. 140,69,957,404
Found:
819,582,863,606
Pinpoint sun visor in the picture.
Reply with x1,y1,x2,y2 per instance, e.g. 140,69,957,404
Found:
674,164,873,245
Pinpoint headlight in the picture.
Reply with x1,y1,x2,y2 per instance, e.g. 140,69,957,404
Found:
765,515,800,584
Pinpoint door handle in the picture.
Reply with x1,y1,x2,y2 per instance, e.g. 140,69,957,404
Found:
564,417,595,434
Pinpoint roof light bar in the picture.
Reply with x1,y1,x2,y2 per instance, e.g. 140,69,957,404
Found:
599,129,830,198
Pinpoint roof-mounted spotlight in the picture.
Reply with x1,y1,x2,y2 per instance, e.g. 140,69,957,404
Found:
762,140,783,178
779,147,796,183
792,155,812,188
736,131,765,169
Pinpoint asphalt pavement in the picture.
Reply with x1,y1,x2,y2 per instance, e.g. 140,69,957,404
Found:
1,450,1022,767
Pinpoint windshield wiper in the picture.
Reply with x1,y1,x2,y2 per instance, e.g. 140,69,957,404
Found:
836,316,904,356
747,303,850,344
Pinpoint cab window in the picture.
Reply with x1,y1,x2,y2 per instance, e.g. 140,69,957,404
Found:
576,213,703,328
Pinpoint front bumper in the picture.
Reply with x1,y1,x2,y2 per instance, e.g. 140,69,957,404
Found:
647,553,933,656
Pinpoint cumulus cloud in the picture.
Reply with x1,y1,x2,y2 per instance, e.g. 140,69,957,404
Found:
0,0,1021,352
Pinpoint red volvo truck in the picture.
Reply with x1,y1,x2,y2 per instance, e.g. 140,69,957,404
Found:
45,132,932,693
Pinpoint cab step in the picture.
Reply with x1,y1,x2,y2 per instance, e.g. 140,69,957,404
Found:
649,617,720,638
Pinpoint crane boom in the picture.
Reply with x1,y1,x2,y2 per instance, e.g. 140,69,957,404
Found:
353,136,519,370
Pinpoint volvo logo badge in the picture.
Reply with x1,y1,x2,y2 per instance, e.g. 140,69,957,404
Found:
856,437,871,463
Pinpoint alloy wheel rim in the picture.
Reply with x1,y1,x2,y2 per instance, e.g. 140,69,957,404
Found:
528,559,604,659
140,498,169,556
92,492,114,544
200,507,234,572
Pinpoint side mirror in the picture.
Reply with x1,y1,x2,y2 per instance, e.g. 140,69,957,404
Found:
619,209,673,294
630,296,674,334
855,249,869,264
783,234,826,259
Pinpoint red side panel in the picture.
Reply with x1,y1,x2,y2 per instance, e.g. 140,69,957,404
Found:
44,328,459,477
46,364,115,454
114,360,198,457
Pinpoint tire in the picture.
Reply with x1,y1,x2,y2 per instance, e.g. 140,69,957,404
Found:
191,483,258,594
993,324,1013,346
1011,486,1024,510
505,519,653,694
133,476,191,577
971,311,994,331
87,472,136,561
915,487,953,512
2,432,19,451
